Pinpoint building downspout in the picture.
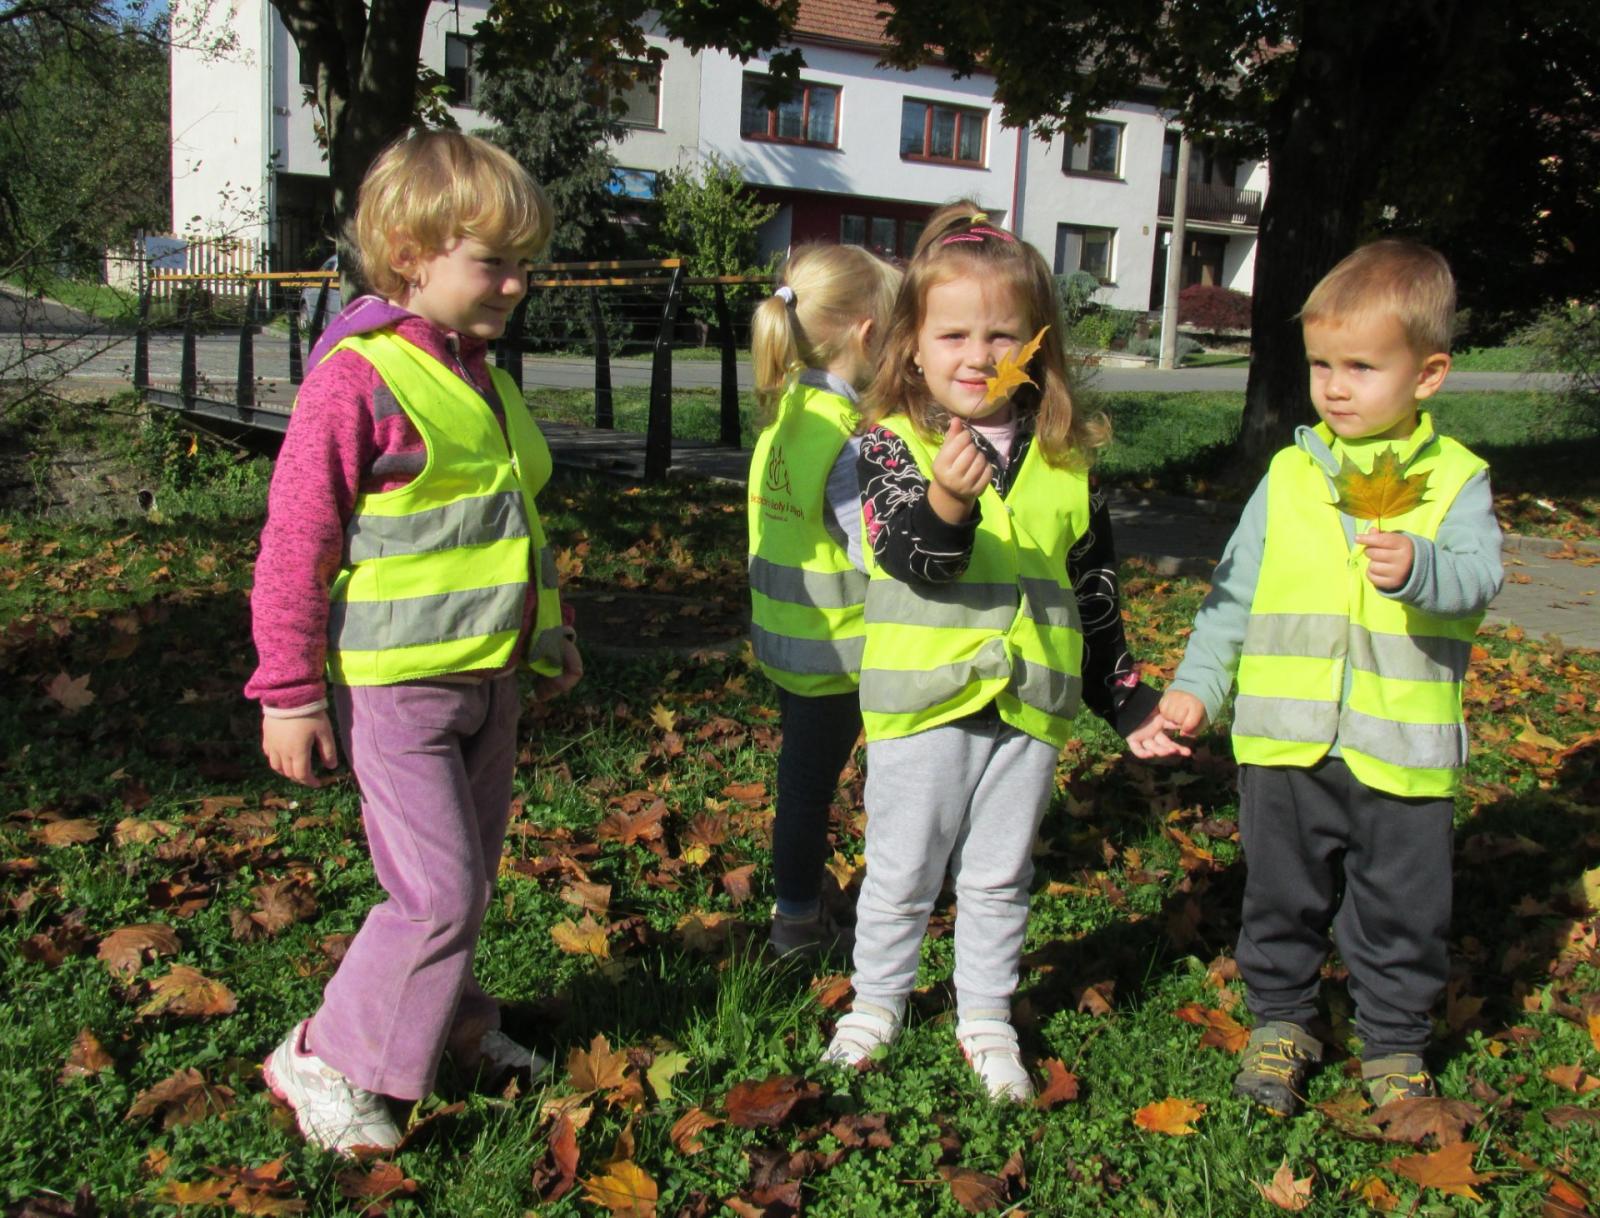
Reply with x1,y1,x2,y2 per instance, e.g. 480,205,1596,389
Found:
261,0,276,253
1009,125,1025,234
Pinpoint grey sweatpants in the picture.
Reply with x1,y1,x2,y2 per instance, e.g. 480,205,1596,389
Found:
851,714,1059,1018
1236,758,1454,1058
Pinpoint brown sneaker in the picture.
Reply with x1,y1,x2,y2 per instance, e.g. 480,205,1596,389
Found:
768,907,854,961
1363,1054,1436,1107
1233,1021,1322,1117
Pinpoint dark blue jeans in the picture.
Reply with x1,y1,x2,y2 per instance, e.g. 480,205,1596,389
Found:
773,688,863,908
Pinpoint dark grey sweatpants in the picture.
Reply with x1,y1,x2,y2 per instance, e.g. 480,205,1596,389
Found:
1235,758,1453,1058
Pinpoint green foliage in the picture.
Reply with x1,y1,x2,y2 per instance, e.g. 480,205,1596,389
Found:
1518,300,1600,424
1055,271,1102,326
652,153,778,325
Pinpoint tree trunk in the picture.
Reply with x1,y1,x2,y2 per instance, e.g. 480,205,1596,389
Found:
1237,0,1476,478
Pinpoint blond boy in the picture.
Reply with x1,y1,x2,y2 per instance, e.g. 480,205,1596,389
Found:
1133,240,1503,1114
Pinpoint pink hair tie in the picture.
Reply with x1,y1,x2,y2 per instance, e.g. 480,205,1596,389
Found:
941,225,1016,245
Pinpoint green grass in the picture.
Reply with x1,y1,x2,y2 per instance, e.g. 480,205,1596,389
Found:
1450,345,1540,373
1,418,1597,1214
527,385,764,448
1181,351,1251,368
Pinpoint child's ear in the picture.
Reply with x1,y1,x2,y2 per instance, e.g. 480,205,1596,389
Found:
1413,351,1451,400
388,229,421,291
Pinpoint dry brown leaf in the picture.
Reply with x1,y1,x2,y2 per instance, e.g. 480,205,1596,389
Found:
59,1028,114,1081
1386,1141,1495,1202
596,801,667,846
1371,1096,1483,1146
35,818,100,848
1545,1178,1590,1218
810,974,853,1011
568,1034,631,1093
1033,1059,1080,1110
335,1161,418,1216
724,1074,819,1129
580,1159,657,1218
1333,450,1431,526
559,880,612,917
939,1165,1009,1213
550,915,611,959
1253,1159,1313,1211
1315,1089,1382,1140
97,923,180,978
720,863,756,906
720,781,768,806
43,671,95,712
1353,1175,1398,1212
531,1113,581,1202
125,1066,236,1128
1173,1002,1250,1053
1132,1097,1207,1135
1545,1064,1600,1094
669,1106,722,1155
136,964,237,1018
155,1178,233,1207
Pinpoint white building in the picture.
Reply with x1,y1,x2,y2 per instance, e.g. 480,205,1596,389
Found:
168,0,1265,312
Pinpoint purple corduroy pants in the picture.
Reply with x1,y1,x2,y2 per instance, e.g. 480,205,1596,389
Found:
306,672,520,1099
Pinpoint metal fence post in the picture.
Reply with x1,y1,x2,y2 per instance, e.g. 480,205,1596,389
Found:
133,285,151,391
497,296,527,388
288,302,304,385
590,287,613,429
180,292,198,411
645,265,686,481
714,282,741,447
236,285,257,407
309,279,330,350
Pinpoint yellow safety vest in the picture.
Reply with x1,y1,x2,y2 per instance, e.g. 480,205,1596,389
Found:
747,377,867,696
858,416,1088,747
322,331,565,685
1233,415,1486,797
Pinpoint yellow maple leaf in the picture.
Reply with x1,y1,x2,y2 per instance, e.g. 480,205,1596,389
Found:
649,703,677,733
983,325,1050,406
581,1159,658,1217
550,916,611,959
1331,450,1431,527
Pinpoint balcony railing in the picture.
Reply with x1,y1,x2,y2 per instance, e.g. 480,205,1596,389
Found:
1158,178,1263,228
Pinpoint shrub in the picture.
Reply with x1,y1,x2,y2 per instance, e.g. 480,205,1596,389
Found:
1129,334,1201,362
1519,300,1600,424
1178,284,1252,332
1055,271,1102,326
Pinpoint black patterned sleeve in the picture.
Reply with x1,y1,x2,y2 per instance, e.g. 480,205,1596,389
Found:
858,425,980,584
1071,485,1160,735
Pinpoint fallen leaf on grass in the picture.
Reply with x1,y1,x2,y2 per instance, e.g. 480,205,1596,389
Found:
939,1164,1009,1213
1253,1158,1313,1211
1386,1141,1496,1201
721,781,768,806
559,880,612,917
34,818,100,848
137,965,237,1018
125,1066,236,1128
550,915,611,959
1517,716,1566,751
1133,1097,1206,1135
669,1107,722,1154
59,1028,114,1081
391,1101,465,1153
1353,1175,1398,1212
1545,1179,1591,1217
1173,1002,1250,1052
724,1074,820,1129
1034,1058,1080,1109
581,1159,657,1217
596,801,666,846
649,703,676,732
810,974,852,1011
43,671,94,712
1371,1096,1483,1146
531,1113,580,1202
335,1161,417,1216
1545,1105,1600,1129
645,1050,689,1103
720,863,756,906
154,1178,233,1207
1314,1089,1382,1140
97,923,180,977
1545,1064,1600,1094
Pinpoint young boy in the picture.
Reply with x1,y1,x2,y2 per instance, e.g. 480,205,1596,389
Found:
1133,239,1503,1114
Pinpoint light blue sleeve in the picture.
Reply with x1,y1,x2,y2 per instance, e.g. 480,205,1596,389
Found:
1385,470,1504,617
1170,478,1269,721
822,436,867,575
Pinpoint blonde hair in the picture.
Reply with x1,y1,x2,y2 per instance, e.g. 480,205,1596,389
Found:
751,244,902,420
1300,239,1456,355
351,130,553,300
861,200,1107,466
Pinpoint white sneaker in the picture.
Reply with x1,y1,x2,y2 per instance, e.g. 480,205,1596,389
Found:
262,1020,402,1155
957,1018,1034,1103
476,1028,549,1079
821,1002,901,1069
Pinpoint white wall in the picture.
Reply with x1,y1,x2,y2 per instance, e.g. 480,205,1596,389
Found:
1223,159,1270,292
696,43,1018,216
170,0,273,240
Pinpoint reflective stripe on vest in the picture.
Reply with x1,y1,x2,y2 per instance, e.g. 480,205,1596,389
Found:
322,331,564,685
858,417,1087,747
1232,415,1485,796
747,378,866,695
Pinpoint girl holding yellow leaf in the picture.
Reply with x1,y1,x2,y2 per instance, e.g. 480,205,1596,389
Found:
820,203,1179,1100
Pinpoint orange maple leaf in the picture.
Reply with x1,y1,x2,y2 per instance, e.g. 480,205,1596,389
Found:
1034,1058,1081,1110
1173,1003,1251,1053
1386,1141,1496,1201
1133,1096,1207,1135
1253,1158,1313,1211
550,915,611,959
137,965,237,1018
668,1106,722,1155
567,1033,631,1093
983,326,1050,406
1331,450,1431,527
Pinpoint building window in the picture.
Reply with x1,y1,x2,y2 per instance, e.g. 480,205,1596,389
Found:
1065,120,1124,177
444,34,479,107
899,99,986,165
841,214,926,260
740,76,839,147
1056,224,1115,283
614,62,661,128
297,48,316,90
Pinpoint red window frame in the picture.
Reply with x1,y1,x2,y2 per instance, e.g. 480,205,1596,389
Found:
900,99,987,167
740,76,841,149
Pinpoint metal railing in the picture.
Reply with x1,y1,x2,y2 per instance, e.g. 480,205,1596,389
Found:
1157,179,1263,228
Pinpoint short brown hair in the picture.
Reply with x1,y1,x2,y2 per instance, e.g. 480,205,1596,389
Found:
1300,239,1456,354
861,200,1106,466
351,130,553,300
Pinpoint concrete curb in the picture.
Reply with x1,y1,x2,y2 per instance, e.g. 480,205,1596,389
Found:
1501,532,1600,558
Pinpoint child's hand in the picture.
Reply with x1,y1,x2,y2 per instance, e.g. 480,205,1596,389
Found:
262,712,339,788
535,636,583,700
1126,706,1194,760
1158,690,1208,737
928,417,992,523
1356,530,1414,590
